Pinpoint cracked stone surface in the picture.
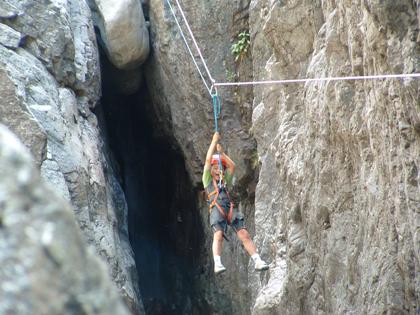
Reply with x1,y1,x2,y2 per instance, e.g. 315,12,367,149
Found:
0,124,130,315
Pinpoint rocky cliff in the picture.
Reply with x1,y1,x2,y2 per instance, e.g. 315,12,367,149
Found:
250,1,419,314
0,123,130,314
0,0,143,313
0,0,418,314
147,0,419,314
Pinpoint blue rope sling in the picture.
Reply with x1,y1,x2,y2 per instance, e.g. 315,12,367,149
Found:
212,93,224,188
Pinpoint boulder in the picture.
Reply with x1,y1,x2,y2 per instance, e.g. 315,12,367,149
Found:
90,0,150,69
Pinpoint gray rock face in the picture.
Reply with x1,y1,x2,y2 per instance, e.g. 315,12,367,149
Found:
0,124,129,315
89,0,150,69
0,23,22,48
249,0,419,314
0,0,143,313
0,0,417,313
146,0,256,193
0,0,100,102
146,0,419,314
146,0,258,313
0,69,47,167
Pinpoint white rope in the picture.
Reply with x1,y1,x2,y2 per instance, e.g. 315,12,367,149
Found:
214,73,420,87
165,1,420,93
165,0,212,95
173,0,215,85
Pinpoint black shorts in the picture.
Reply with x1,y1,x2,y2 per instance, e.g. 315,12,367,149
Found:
209,207,246,233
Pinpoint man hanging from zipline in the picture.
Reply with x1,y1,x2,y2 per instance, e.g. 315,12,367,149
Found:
203,131,269,274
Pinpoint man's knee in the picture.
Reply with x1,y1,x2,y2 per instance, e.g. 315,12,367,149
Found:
236,228,249,241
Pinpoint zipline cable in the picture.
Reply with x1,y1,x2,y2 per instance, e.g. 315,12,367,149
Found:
165,0,212,95
165,0,420,156
166,0,418,191
214,73,420,87
166,0,420,94
173,0,216,85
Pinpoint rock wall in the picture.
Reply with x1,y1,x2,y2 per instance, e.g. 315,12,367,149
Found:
250,0,419,314
0,0,143,313
146,1,258,313
146,0,256,185
0,0,418,314
0,123,130,315
146,0,419,314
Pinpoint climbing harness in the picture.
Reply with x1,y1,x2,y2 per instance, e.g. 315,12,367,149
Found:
208,147,233,241
207,179,234,225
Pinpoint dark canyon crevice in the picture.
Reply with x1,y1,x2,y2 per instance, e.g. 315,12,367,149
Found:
96,54,212,315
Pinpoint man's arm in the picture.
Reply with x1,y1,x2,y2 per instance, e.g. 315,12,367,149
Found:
217,143,235,176
204,132,220,171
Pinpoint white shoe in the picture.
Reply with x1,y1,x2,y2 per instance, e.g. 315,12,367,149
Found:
255,259,269,271
214,263,227,275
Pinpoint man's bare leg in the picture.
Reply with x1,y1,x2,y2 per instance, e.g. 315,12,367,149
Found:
213,230,226,274
236,229,257,256
236,228,269,271
212,230,224,256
